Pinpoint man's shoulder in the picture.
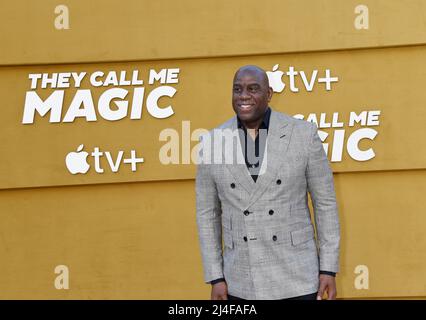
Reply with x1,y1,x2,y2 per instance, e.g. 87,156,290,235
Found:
214,116,236,131
273,109,315,131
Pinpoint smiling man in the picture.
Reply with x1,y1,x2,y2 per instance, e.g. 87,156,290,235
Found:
196,65,340,300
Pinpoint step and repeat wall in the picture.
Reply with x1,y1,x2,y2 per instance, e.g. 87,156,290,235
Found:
1,0,425,299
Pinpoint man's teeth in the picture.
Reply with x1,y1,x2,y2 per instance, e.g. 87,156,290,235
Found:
240,105,252,109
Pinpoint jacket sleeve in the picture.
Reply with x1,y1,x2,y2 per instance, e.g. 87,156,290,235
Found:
196,158,224,283
306,122,340,273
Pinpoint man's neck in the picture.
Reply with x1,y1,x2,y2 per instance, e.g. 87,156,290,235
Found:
237,107,271,140
246,128,257,140
239,119,262,140
241,119,263,130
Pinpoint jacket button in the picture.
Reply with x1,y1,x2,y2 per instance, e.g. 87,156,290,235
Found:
269,209,274,215
276,179,281,185
272,235,277,241
230,183,235,189
243,210,250,216
243,236,248,242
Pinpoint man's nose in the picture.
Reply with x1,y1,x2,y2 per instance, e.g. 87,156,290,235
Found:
239,88,250,99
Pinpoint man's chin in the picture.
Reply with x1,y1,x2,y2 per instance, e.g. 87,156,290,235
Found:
236,112,255,121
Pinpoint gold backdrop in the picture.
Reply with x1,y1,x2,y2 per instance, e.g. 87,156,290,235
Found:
0,0,425,299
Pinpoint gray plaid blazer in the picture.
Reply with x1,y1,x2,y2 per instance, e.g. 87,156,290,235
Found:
196,109,340,300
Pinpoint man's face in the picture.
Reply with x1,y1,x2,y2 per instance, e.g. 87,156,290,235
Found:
232,69,272,127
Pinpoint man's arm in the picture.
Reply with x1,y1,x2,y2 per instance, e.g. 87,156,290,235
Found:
195,160,224,284
305,123,340,300
306,122,340,273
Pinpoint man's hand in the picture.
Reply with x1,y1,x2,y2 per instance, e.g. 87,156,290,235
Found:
317,274,337,300
211,281,228,300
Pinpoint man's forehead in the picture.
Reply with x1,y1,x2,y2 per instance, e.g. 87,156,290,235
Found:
233,71,265,84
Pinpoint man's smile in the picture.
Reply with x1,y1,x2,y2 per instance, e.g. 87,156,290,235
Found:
238,104,255,111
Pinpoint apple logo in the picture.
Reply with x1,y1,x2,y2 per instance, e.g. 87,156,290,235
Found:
266,64,285,93
65,144,90,174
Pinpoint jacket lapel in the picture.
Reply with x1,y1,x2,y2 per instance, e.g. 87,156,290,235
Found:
245,110,293,208
223,117,255,194
220,110,294,201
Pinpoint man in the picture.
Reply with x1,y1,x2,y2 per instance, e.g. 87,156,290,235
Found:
196,65,340,300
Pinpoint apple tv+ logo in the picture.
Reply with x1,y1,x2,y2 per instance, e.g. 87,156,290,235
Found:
65,144,144,174
266,64,338,93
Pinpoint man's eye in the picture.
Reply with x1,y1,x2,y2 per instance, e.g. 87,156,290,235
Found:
233,87,241,92
249,87,259,92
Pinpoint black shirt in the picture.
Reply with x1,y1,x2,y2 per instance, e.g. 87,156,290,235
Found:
237,107,271,182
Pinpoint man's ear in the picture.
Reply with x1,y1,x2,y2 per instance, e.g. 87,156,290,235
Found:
267,87,273,102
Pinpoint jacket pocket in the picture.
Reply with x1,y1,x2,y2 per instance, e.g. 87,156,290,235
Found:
290,225,315,246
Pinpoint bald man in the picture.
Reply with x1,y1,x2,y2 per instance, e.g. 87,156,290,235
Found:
196,65,340,300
